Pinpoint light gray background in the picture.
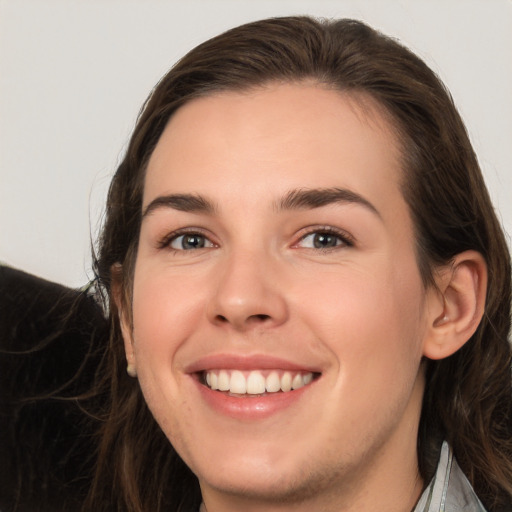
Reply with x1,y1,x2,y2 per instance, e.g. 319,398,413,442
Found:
1,0,511,287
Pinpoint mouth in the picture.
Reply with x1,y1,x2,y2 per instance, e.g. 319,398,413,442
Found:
201,369,319,396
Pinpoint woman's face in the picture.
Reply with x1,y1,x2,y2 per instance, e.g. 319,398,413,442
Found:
122,84,437,508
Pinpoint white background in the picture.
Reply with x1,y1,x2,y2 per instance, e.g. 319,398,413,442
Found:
1,0,511,287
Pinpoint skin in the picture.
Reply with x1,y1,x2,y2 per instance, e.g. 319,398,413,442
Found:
119,83,483,511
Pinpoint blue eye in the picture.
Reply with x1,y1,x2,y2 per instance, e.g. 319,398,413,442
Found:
299,231,350,249
169,233,214,250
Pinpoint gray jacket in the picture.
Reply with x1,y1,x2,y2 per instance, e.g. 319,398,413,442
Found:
414,442,486,512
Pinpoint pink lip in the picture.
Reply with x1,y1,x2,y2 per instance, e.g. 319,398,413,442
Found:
185,353,321,373
185,353,321,421
193,377,315,420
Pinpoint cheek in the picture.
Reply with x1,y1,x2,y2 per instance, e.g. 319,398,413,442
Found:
295,258,426,374
129,270,201,437
131,266,206,353
128,268,205,424
300,263,427,433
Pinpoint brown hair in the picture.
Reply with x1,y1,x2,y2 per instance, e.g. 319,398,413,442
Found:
87,16,512,511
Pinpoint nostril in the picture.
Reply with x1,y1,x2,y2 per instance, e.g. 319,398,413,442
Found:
250,314,271,322
215,313,271,325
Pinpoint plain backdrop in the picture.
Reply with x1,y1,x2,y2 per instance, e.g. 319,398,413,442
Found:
1,0,511,287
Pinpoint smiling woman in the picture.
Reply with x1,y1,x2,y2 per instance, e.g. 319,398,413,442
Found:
86,16,512,512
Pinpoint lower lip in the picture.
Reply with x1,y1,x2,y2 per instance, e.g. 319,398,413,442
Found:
193,377,315,420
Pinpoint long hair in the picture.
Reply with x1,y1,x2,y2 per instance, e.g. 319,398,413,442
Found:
86,16,512,511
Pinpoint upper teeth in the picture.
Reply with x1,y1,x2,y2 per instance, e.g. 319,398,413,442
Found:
205,370,314,395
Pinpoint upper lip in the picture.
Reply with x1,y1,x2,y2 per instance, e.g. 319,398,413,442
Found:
185,353,322,374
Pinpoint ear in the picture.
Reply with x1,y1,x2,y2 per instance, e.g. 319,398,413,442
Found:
111,263,137,377
423,251,487,360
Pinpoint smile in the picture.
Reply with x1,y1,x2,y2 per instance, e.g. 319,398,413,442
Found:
204,369,315,395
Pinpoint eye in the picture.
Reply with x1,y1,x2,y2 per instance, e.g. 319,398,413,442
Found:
168,232,215,250
297,229,352,250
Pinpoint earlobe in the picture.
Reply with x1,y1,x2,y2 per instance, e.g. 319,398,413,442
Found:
124,331,137,378
423,251,487,360
111,263,137,377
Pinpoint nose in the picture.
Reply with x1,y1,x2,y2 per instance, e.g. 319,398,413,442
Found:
207,249,289,331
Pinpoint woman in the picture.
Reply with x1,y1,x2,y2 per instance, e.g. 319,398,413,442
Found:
87,16,512,512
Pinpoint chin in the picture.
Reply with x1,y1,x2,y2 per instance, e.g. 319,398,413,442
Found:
198,464,333,505
188,440,346,507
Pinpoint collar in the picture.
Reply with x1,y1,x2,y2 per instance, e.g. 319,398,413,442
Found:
414,441,487,512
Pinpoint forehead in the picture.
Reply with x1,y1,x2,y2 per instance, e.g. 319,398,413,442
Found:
144,83,405,217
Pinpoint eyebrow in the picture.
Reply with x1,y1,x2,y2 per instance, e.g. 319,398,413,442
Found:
276,187,381,217
142,193,216,218
142,187,380,219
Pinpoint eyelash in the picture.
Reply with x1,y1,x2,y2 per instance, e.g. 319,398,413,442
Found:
295,226,355,251
157,226,355,252
157,228,215,252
